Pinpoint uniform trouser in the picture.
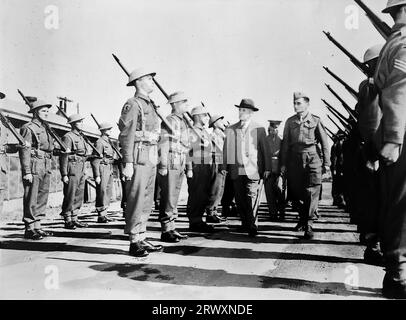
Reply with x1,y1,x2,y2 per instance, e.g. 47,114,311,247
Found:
332,172,345,205
61,160,86,220
23,157,51,230
264,173,285,216
233,176,260,230
187,164,211,225
287,151,322,227
95,163,114,216
0,157,6,214
206,163,226,214
379,140,406,278
124,163,156,242
120,179,127,211
158,166,185,233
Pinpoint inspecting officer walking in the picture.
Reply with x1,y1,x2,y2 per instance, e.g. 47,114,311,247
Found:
280,92,330,240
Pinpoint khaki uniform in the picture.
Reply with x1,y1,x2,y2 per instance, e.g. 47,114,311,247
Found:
91,135,115,217
118,93,160,241
206,129,226,216
186,124,212,225
60,130,89,221
158,113,191,232
264,133,285,218
374,23,406,277
19,119,54,230
280,112,330,227
0,122,9,214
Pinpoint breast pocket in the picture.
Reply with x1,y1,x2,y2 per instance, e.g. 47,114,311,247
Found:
304,122,316,140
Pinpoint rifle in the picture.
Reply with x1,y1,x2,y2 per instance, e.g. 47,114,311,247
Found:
327,115,348,134
55,105,103,158
321,99,353,131
112,53,175,135
90,113,123,160
17,89,69,153
324,126,336,140
0,109,28,147
323,67,358,100
354,0,391,40
325,84,358,122
323,31,371,76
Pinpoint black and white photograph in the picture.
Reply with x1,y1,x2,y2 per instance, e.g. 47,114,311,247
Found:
1,0,406,304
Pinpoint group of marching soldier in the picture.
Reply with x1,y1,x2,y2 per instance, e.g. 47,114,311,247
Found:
0,0,405,300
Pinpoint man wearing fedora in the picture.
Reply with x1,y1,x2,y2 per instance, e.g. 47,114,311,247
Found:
60,114,91,230
118,68,162,257
206,114,228,223
91,122,115,224
264,120,286,221
158,91,192,242
186,105,216,233
19,97,55,240
280,92,330,240
223,98,271,237
373,0,406,299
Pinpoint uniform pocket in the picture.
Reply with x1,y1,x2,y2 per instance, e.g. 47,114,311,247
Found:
68,162,77,176
135,144,149,165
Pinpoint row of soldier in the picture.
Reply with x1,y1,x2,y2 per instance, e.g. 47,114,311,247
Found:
327,0,406,299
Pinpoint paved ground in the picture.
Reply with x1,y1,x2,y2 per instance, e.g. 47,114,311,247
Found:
0,182,385,300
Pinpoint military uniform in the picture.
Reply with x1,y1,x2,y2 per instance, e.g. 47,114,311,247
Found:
91,133,115,221
330,134,345,207
118,93,160,242
186,121,213,227
0,120,8,214
60,125,90,227
20,115,54,234
280,109,330,232
374,22,406,294
264,123,285,220
158,112,191,233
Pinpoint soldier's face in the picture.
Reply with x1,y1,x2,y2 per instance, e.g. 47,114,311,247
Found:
269,126,278,135
74,120,84,130
238,108,253,121
294,98,309,114
36,107,49,121
214,119,226,131
175,100,189,114
136,75,155,94
200,113,209,126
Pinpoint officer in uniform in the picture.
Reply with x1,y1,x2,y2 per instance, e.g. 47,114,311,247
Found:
355,44,384,265
158,91,192,243
264,120,286,221
330,131,346,208
374,0,406,298
91,122,115,223
19,98,55,240
280,92,330,240
118,68,163,257
60,114,90,230
186,106,216,232
223,98,271,237
206,114,227,223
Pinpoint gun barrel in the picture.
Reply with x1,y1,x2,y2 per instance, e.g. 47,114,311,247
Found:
0,110,26,146
323,66,358,99
325,84,358,122
354,0,391,39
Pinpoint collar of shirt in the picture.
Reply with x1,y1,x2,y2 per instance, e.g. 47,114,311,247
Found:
392,23,406,35
32,118,43,128
71,129,82,138
134,92,151,103
172,113,184,121
101,135,110,142
240,120,251,130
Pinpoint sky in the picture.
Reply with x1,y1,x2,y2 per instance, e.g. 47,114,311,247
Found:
0,0,389,138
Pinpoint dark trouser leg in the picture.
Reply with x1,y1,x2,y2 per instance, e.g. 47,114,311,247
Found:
187,165,211,225
159,167,184,232
265,174,279,216
233,176,260,230
124,163,156,241
221,173,235,216
287,153,306,222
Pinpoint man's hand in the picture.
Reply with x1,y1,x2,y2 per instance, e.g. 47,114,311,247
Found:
280,166,286,176
122,163,134,180
95,176,101,185
220,169,227,175
62,176,69,184
263,171,271,180
322,165,330,179
23,174,33,184
158,168,168,176
186,169,193,179
366,160,380,172
380,143,401,166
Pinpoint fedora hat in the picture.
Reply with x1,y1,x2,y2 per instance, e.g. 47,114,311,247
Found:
234,98,259,112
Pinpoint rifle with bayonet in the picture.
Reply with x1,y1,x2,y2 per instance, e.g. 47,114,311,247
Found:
55,105,103,158
324,83,358,122
325,126,335,140
112,53,175,135
0,109,29,147
323,67,358,99
17,89,70,153
90,113,123,160
327,114,347,134
321,99,353,131
323,31,371,76
354,0,391,40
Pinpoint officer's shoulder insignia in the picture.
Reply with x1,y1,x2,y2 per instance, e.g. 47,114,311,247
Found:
394,57,406,73
122,103,132,114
